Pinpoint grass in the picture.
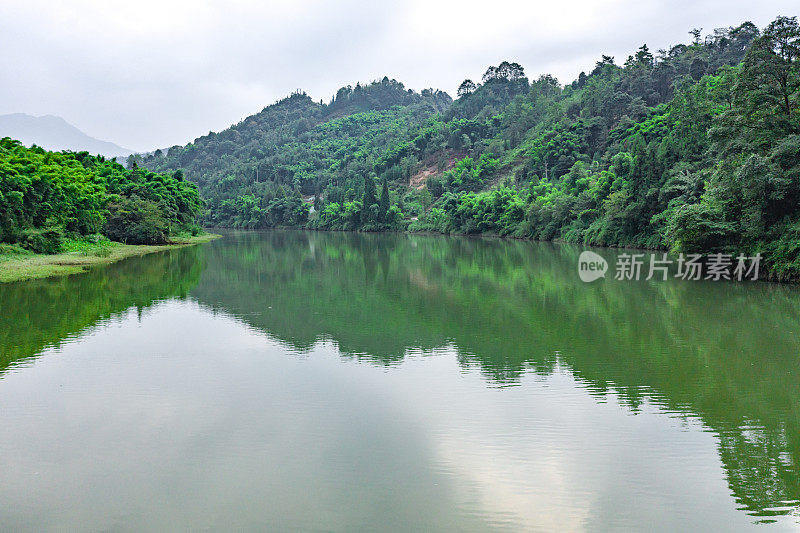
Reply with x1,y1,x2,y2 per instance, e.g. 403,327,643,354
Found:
0,233,220,283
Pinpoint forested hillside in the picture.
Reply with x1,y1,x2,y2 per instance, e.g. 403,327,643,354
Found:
139,79,451,229
143,16,800,279
0,138,202,252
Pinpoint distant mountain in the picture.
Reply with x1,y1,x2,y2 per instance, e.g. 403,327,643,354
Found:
0,113,133,158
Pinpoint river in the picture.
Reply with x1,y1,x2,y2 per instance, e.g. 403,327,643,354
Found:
0,230,798,531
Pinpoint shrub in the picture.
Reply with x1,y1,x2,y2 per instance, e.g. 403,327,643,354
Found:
18,227,64,254
664,202,737,253
103,198,170,245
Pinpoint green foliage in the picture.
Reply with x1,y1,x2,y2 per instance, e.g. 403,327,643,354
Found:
144,79,451,230
379,180,390,223
0,138,203,252
18,227,64,254
104,198,171,245
664,202,737,253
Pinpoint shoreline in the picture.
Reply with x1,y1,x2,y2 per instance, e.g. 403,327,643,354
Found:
0,233,220,284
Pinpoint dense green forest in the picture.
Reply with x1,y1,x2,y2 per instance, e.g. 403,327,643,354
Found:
0,138,203,251
143,16,799,279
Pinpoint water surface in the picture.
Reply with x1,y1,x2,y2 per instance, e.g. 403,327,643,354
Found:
1,230,799,531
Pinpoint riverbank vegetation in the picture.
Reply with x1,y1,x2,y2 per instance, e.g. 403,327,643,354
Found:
0,233,217,283
0,136,212,281
0,137,204,252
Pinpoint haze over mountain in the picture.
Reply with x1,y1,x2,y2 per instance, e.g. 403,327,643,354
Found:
0,113,133,158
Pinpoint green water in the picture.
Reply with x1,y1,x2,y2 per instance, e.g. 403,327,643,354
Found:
1,230,799,531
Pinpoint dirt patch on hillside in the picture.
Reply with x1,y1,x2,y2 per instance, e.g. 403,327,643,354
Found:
409,167,436,190
407,152,466,190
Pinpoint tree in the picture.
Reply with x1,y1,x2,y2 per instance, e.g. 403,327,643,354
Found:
379,180,390,223
735,17,799,136
362,175,378,224
508,62,526,81
592,55,615,75
634,45,654,68
689,57,708,80
104,198,171,245
457,79,477,98
766,15,800,62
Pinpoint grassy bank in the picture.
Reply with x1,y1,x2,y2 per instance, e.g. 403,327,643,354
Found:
0,233,220,283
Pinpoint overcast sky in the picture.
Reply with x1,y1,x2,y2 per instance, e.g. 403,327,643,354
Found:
1,0,796,151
